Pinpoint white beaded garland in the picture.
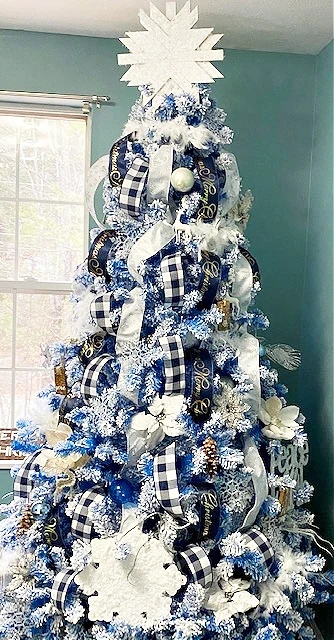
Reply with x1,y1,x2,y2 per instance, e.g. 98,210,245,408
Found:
170,167,195,193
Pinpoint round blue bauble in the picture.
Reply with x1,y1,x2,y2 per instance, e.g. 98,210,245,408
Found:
259,344,266,357
109,479,134,504
31,500,51,520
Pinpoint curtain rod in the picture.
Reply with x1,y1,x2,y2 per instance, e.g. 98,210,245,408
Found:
0,91,112,114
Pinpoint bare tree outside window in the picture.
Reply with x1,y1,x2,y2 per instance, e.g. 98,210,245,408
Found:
0,112,88,466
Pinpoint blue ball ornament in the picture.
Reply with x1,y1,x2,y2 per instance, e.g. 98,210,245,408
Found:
259,344,266,357
31,500,51,520
109,479,134,504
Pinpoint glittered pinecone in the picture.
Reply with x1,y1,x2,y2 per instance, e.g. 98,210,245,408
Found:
203,436,218,477
18,505,34,534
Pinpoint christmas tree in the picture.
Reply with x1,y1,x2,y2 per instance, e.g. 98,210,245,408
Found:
0,3,333,639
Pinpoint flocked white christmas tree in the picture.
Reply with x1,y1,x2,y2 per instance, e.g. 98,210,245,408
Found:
0,3,333,640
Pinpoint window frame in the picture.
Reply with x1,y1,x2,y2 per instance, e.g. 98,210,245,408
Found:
0,105,91,468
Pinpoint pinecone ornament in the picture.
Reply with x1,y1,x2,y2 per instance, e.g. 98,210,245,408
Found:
203,436,219,477
18,505,34,534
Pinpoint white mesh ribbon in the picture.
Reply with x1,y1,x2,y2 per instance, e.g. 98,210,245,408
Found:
241,436,268,530
127,219,175,285
147,144,174,203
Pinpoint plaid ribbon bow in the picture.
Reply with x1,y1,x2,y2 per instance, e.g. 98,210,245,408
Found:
71,486,104,542
159,335,186,395
179,544,213,588
241,527,274,569
161,253,184,307
80,354,113,403
119,156,149,218
90,292,117,334
153,442,184,519
51,568,79,612
14,450,47,500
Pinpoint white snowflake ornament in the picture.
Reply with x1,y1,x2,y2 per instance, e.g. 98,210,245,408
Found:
75,508,186,626
118,1,224,106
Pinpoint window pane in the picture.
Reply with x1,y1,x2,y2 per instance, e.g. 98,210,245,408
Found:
0,116,16,198
0,201,16,280
0,371,12,431
18,202,84,281
15,369,53,423
0,292,13,367
19,117,86,202
16,293,72,367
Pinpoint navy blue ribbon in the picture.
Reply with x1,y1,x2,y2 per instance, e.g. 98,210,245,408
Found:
187,349,214,423
194,155,219,222
196,483,220,541
109,135,130,188
78,332,106,366
87,230,116,282
239,247,261,286
198,251,221,309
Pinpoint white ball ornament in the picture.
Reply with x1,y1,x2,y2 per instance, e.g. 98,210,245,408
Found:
170,167,195,193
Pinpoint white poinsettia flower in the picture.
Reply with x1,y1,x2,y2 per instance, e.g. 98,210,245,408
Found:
45,421,73,447
259,396,299,440
130,394,185,450
41,449,89,474
204,577,259,622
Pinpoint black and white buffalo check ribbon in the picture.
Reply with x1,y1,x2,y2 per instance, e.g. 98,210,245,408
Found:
153,442,184,519
119,157,148,218
14,450,47,500
161,253,184,307
71,486,104,542
51,568,79,612
90,293,116,334
80,354,113,402
159,335,185,395
242,528,274,569
179,544,213,588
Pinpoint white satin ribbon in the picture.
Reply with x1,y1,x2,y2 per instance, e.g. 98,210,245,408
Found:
85,155,109,229
241,436,268,530
147,144,173,203
232,253,253,313
127,219,175,285
115,287,146,405
237,332,261,412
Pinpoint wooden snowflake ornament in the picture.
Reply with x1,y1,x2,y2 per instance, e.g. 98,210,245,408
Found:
118,1,224,106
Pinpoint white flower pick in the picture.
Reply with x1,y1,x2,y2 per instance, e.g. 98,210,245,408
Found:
130,394,185,452
259,396,300,441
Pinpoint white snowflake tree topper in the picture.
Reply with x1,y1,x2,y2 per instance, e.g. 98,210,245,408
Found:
118,1,224,106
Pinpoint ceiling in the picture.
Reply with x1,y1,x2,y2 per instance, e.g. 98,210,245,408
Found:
0,0,333,55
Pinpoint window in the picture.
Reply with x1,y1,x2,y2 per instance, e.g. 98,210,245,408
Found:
0,110,89,466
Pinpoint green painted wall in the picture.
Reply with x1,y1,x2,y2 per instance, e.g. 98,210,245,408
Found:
0,31,331,556
300,40,334,543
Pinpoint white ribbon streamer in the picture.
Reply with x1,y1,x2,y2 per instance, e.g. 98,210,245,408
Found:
232,253,253,313
85,155,109,229
147,144,173,203
237,332,261,412
241,436,268,530
127,219,175,285
115,287,146,405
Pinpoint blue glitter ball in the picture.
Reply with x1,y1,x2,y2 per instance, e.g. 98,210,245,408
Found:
108,479,134,504
31,501,51,520
259,344,267,357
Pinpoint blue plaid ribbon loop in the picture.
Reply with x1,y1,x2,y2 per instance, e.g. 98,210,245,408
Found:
153,442,184,518
14,450,46,500
90,292,117,334
119,156,149,217
80,354,113,402
159,335,185,395
51,568,79,611
161,253,184,307
71,487,104,542
179,544,213,588
242,527,274,569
